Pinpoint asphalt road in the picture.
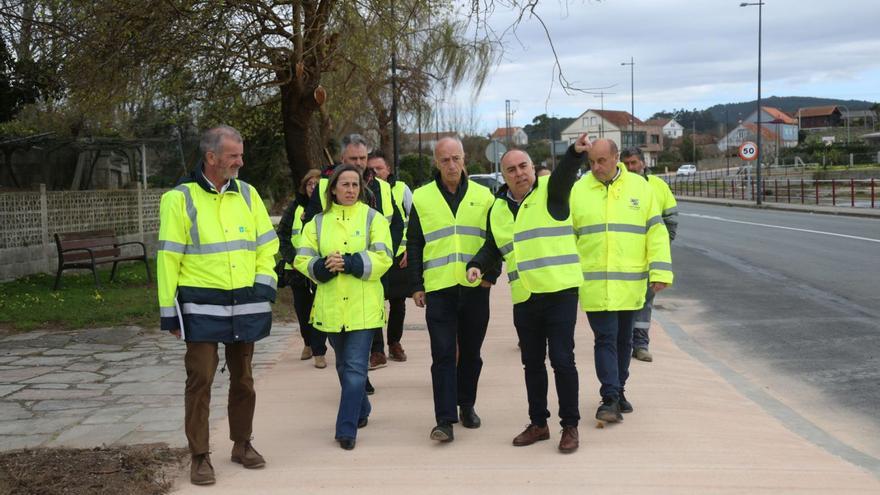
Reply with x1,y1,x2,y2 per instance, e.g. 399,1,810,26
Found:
658,201,880,459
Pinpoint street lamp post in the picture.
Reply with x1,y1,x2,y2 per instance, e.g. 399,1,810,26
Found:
621,57,635,145
838,104,851,144
741,1,765,205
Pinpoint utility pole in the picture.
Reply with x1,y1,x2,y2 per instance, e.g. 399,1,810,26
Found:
505,99,512,147
725,105,730,175
621,57,635,145
390,0,399,170
593,92,615,137
741,1,765,204
692,118,697,167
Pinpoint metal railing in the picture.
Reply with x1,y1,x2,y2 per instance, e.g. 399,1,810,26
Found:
666,176,877,208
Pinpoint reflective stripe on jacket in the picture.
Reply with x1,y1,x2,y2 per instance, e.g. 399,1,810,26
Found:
490,176,582,304
570,164,673,312
411,180,494,292
294,202,392,333
157,175,279,342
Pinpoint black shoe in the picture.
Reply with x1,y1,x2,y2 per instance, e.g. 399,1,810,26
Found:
365,378,375,395
338,438,356,450
430,422,454,442
459,406,481,429
619,392,633,414
358,417,369,428
596,397,623,423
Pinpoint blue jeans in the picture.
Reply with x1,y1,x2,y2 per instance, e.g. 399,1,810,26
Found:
327,329,374,440
586,310,635,400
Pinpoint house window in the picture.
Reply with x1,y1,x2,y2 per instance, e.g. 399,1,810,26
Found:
650,134,660,144
622,132,646,148
590,117,597,126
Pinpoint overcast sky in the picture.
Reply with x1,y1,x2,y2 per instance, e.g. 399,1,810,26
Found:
446,0,880,133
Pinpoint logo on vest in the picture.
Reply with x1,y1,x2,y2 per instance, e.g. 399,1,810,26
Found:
629,198,640,210
238,226,249,233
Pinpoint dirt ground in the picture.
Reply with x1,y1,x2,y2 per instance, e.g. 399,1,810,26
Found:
0,444,188,495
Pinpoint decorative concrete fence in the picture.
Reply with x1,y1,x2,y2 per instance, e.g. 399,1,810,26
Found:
0,186,168,282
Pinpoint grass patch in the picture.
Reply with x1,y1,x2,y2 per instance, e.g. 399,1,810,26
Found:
0,262,296,332
0,445,189,495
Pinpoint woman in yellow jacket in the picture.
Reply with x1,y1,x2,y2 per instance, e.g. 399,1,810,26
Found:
294,164,393,450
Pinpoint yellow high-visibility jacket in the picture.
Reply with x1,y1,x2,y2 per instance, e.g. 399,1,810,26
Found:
411,180,494,292
157,171,278,342
570,164,673,312
294,202,392,333
391,179,412,256
647,175,679,240
283,204,305,271
490,176,583,304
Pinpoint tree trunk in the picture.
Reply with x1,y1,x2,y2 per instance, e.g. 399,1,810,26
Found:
280,79,323,192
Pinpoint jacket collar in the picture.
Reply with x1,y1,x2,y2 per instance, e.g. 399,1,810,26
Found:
190,162,240,194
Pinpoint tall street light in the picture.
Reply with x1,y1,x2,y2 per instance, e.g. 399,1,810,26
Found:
741,1,764,205
621,57,635,146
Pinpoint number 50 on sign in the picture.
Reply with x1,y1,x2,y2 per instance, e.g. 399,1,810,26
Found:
738,141,758,161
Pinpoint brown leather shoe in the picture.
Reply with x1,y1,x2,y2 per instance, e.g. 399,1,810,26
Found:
558,426,579,453
231,441,266,469
512,424,550,446
388,343,407,362
368,352,387,370
190,453,215,485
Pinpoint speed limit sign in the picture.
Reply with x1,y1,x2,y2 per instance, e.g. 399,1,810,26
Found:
739,141,758,161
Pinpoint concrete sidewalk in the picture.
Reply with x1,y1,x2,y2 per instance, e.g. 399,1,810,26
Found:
174,279,880,494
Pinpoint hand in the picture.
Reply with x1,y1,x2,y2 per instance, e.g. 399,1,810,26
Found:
325,252,345,273
479,280,492,288
412,291,426,308
650,282,668,293
466,267,482,283
398,251,408,269
574,133,592,154
170,329,181,339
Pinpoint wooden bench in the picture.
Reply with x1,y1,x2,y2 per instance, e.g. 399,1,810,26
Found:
53,229,151,289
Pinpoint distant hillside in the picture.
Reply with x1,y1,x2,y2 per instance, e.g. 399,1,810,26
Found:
705,96,875,123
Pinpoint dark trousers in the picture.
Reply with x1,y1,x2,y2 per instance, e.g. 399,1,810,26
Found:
425,285,490,423
291,281,327,356
184,341,255,455
633,286,655,350
586,310,636,400
513,290,580,427
371,297,405,353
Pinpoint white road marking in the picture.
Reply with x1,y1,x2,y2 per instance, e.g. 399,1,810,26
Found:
681,213,880,244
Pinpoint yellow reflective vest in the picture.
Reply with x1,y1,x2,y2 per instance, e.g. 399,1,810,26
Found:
157,173,279,342
412,179,494,292
319,176,395,224
282,204,305,271
490,176,583,304
570,163,673,312
391,180,412,256
294,202,392,333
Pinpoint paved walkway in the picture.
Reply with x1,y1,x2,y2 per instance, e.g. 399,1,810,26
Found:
0,325,293,451
171,280,879,494
2,277,879,493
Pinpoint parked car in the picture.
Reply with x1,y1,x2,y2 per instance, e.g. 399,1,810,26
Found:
676,164,697,176
469,172,504,193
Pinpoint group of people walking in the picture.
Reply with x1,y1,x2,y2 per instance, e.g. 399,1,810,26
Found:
157,125,677,486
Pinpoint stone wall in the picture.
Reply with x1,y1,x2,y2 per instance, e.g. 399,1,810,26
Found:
0,187,168,282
